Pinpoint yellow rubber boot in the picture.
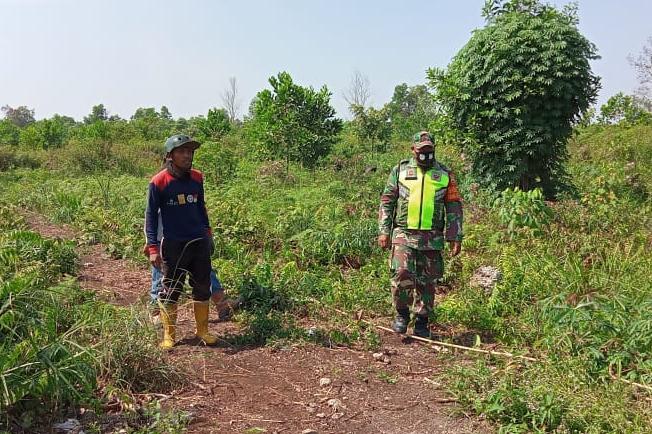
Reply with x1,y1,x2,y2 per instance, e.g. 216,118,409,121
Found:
193,301,217,345
159,304,177,350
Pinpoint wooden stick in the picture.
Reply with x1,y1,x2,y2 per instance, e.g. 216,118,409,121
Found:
320,301,537,362
609,365,652,393
618,377,652,392
376,325,538,362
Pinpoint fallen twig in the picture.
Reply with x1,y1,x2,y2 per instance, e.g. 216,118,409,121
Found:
403,369,433,375
341,410,363,422
229,418,285,424
319,301,537,362
609,366,652,393
376,325,538,362
423,377,439,386
432,398,458,403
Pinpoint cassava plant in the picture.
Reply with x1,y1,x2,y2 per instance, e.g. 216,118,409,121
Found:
429,0,600,198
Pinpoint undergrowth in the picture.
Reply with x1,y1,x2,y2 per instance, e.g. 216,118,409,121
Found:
0,122,650,431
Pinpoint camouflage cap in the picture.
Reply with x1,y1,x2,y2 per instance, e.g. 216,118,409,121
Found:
412,131,434,148
164,134,200,154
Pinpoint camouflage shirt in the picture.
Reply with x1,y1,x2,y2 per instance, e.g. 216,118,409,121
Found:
378,158,463,250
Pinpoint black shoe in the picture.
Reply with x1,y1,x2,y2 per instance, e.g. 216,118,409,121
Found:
413,316,430,338
391,310,410,334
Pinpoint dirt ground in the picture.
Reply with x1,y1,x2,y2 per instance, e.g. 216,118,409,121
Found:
23,210,492,434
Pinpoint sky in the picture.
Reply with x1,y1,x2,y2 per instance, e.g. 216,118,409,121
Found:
1,0,651,121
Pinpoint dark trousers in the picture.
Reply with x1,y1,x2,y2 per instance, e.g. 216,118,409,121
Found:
160,237,211,303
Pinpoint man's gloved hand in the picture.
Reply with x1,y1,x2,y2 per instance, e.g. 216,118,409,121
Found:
378,234,391,250
142,243,149,257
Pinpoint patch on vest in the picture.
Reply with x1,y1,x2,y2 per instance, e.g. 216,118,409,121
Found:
431,171,441,181
405,168,417,180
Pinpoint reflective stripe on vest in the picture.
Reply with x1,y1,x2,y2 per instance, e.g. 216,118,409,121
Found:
399,166,449,230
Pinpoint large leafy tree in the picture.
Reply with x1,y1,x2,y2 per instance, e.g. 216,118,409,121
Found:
429,0,600,197
598,93,652,125
83,104,108,124
246,72,342,169
1,105,35,127
386,83,437,140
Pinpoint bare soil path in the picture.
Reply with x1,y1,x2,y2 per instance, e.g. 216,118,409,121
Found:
23,210,492,434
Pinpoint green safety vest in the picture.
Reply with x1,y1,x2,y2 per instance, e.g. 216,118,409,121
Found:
398,165,449,230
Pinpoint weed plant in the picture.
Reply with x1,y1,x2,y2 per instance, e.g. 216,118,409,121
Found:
1,123,651,431
0,205,183,432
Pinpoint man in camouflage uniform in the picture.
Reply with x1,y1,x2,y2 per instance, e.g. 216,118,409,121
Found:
378,131,463,338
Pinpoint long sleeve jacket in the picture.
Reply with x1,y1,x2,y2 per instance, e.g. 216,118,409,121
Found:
145,167,211,255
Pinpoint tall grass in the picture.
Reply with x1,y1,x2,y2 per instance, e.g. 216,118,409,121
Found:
0,206,183,431
1,123,651,431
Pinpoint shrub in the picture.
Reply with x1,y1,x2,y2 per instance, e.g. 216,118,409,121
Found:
0,147,42,171
429,0,600,198
598,93,652,125
350,104,392,153
193,140,237,186
245,71,342,169
18,118,69,149
0,119,20,146
0,221,182,429
493,187,552,237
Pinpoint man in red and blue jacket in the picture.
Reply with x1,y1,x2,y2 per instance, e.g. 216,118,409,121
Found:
145,134,217,349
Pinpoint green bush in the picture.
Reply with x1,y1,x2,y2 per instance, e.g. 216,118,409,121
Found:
385,83,438,141
0,119,20,146
0,146,42,171
430,0,600,197
598,93,652,125
18,118,69,149
245,71,343,169
193,140,237,186
493,187,552,237
0,210,181,429
350,104,392,153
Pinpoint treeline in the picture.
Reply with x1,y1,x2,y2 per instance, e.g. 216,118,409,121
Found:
1,0,651,195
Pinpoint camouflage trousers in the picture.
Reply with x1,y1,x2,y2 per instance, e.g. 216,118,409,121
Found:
390,245,443,317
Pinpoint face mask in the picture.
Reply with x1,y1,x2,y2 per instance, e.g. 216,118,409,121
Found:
416,151,435,168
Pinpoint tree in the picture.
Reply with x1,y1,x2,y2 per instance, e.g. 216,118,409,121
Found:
386,83,438,139
160,106,172,120
246,71,342,170
344,70,371,114
131,107,170,140
598,93,652,125
429,0,600,198
196,108,231,140
83,104,108,124
629,37,652,100
351,104,392,153
131,107,158,120
221,77,241,122
52,114,76,128
1,105,35,127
